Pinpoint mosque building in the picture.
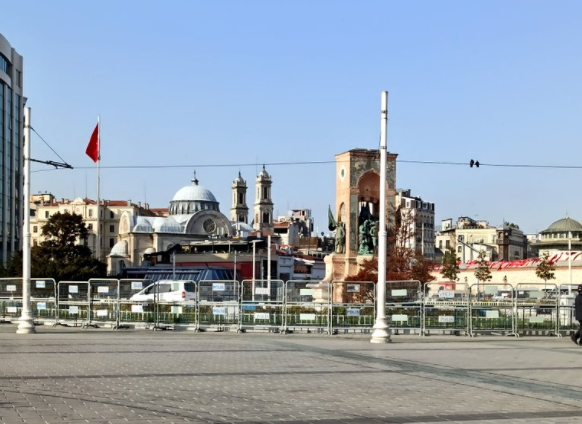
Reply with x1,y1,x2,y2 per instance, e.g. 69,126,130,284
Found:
108,171,255,275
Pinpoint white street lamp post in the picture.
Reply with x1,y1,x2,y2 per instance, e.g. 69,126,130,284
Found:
371,91,390,343
17,107,35,334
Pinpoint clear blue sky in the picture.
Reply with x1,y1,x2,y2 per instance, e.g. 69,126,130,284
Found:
2,1,581,235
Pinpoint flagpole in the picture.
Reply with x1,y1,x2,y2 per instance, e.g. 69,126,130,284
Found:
96,115,101,260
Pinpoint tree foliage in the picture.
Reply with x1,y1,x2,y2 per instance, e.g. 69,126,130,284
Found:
5,212,106,281
441,249,460,282
344,206,435,301
474,249,492,284
535,252,556,285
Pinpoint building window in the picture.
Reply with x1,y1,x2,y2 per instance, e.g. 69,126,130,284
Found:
45,211,49,218
458,246,462,253
110,211,114,219
109,238,115,248
89,209,93,217
88,224,93,230
33,226,37,233
110,224,114,233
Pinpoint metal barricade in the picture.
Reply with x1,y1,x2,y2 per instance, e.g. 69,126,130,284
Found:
514,283,560,336
197,280,240,331
88,279,120,328
0,278,23,322
240,279,285,333
558,284,579,336
118,279,156,328
284,280,330,334
154,280,197,329
330,281,375,334
423,283,469,336
56,281,90,326
468,282,517,337
385,280,423,335
31,278,57,324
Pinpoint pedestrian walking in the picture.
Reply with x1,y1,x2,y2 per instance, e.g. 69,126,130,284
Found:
571,284,582,345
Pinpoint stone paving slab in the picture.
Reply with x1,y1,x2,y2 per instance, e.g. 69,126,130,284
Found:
0,325,581,423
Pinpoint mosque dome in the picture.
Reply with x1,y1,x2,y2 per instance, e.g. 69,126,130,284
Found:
543,216,582,233
169,175,220,216
172,177,217,203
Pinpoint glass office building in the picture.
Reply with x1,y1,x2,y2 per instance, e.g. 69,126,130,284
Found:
0,33,24,266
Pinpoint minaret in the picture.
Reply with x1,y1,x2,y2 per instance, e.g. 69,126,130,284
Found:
231,171,248,223
253,165,274,233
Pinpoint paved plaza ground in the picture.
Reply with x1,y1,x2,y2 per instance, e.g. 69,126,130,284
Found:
0,325,581,424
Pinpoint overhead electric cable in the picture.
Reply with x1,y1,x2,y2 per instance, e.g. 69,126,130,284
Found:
30,158,582,173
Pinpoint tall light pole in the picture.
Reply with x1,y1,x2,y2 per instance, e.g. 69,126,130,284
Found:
17,107,35,334
568,231,572,294
371,91,390,343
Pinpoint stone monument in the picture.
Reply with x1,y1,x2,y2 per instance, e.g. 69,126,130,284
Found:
324,148,397,285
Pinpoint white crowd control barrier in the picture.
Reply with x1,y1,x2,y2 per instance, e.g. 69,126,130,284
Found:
197,280,240,331
514,283,560,336
423,283,469,336
468,282,517,337
240,279,285,333
118,279,155,328
56,281,90,327
330,281,375,334
0,277,574,337
151,280,197,329
558,284,579,334
384,280,423,335
88,279,120,328
31,278,58,323
0,278,24,322
284,280,330,333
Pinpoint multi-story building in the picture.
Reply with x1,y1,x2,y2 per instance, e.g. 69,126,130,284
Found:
436,217,527,263
30,193,158,259
395,189,435,259
274,209,314,247
0,33,24,265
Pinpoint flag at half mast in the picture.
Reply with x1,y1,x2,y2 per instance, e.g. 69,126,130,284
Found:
86,123,99,162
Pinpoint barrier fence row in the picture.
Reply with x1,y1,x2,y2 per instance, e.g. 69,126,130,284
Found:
0,278,578,336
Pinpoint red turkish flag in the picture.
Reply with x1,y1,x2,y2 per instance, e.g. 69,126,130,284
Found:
86,123,99,162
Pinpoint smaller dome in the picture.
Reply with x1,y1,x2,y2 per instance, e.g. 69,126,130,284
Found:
544,217,582,233
133,216,153,233
110,240,128,257
143,247,155,255
152,217,183,233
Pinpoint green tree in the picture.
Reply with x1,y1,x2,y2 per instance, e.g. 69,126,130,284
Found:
535,252,556,289
441,249,460,283
474,249,492,295
6,212,106,281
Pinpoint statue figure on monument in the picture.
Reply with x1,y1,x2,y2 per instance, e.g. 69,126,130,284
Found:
335,221,345,254
370,219,378,251
358,219,373,255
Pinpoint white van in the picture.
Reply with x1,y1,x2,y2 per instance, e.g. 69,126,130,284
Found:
130,280,196,302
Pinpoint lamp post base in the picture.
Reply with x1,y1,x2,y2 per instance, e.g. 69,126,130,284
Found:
16,314,36,334
370,318,391,343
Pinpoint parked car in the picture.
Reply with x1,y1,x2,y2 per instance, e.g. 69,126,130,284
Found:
129,280,196,302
